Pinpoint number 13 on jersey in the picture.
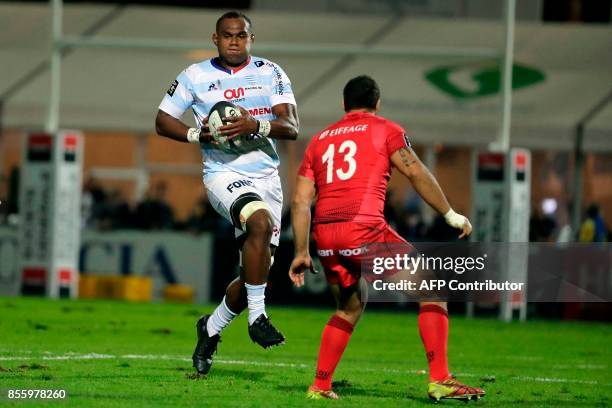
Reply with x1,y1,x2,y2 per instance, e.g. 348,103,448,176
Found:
322,140,357,184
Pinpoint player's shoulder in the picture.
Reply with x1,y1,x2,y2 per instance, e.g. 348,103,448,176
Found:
182,59,220,80
370,115,404,133
309,120,341,144
250,56,286,72
370,115,406,139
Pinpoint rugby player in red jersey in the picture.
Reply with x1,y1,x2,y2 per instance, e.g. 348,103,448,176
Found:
288,75,485,402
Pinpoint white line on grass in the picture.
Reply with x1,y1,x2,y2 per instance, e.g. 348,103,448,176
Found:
514,376,598,385
507,356,608,371
0,353,607,386
552,364,607,370
0,353,309,369
505,355,543,361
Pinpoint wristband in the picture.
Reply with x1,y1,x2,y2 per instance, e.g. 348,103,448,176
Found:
443,209,465,229
257,119,271,137
186,128,201,144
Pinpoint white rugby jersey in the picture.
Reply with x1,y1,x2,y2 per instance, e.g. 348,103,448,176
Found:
158,55,296,179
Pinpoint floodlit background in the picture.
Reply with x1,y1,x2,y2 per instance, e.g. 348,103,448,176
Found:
0,1,611,406
0,0,610,312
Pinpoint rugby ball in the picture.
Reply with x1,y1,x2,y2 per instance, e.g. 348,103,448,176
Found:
207,101,241,144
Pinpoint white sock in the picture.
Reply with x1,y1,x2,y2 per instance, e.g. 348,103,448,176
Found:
245,282,267,325
206,296,237,336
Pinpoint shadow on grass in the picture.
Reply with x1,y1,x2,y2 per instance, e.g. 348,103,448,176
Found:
184,367,267,382
0,363,50,375
184,309,201,317
277,378,408,400
479,400,606,407
60,305,96,313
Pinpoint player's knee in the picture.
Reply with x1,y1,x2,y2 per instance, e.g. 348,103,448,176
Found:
230,192,273,234
246,210,273,240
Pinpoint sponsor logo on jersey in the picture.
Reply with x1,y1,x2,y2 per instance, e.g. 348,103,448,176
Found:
254,60,264,67
208,83,218,91
268,63,284,95
224,87,245,100
317,248,365,257
319,124,368,139
317,249,334,257
248,107,272,116
226,179,254,193
338,248,364,256
167,80,178,96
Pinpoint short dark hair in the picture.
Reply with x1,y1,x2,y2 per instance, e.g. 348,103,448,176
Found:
587,204,600,218
216,11,252,33
343,75,380,112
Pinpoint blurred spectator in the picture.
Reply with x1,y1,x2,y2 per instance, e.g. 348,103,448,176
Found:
7,166,19,217
426,213,461,242
184,194,226,234
135,181,174,230
95,189,133,231
556,223,573,243
579,204,608,242
82,177,107,229
555,202,573,243
384,190,400,229
280,206,292,236
529,207,557,242
0,197,5,225
0,167,22,227
397,209,427,242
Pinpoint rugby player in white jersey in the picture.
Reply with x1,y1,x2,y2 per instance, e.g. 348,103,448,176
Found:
155,11,299,375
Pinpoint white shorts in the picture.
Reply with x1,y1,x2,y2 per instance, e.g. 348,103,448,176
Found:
205,171,283,247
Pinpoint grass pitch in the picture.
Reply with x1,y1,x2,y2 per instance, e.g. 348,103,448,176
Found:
0,297,610,407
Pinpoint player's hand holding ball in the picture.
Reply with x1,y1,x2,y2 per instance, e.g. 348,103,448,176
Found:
206,101,245,145
444,209,472,239
210,103,258,141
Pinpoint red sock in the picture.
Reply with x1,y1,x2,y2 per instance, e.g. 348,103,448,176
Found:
418,304,450,382
313,315,354,390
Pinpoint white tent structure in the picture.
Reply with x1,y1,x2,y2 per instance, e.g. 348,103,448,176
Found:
1,2,610,151
1,2,610,313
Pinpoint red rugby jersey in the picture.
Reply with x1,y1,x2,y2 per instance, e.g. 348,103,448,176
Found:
298,111,409,224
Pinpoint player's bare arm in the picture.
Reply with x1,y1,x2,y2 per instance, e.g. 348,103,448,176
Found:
288,175,316,287
390,147,472,238
155,110,214,144
220,103,299,140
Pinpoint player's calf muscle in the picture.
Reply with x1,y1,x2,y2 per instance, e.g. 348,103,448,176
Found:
225,278,247,313
332,285,363,323
242,215,273,284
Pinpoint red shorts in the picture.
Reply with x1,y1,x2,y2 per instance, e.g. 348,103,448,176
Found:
312,221,415,288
